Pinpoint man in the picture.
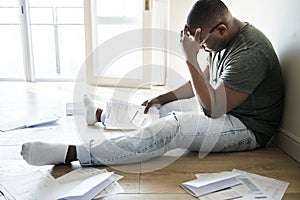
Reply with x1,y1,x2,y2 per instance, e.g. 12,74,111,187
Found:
21,0,283,166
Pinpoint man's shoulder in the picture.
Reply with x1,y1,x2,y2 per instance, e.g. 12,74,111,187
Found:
240,23,273,49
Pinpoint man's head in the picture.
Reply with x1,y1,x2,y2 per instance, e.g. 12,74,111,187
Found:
186,0,233,51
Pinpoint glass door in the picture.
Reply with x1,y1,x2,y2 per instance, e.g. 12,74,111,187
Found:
0,0,24,80
84,0,152,88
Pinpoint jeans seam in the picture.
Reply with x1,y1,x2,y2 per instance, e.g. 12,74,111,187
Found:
222,136,253,151
180,128,248,136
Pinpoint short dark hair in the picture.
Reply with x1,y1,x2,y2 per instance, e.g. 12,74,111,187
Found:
187,0,228,34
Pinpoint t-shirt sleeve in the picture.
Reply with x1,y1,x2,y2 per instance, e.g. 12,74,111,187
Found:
220,50,270,94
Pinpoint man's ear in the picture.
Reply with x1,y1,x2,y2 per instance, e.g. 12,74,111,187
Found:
217,24,227,35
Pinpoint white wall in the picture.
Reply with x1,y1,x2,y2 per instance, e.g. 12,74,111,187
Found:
167,0,195,90
167,0,300,161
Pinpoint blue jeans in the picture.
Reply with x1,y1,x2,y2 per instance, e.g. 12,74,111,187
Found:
77,98,259,166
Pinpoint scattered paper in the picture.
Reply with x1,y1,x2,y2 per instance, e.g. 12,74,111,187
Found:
232,169,289,200
55,168,123,200
57,172,114,200
181,171,241,197
0,114,60,132
94,181,124,199
198,187,242,200
104,99,159,130
0,184,16,200
66,102,84,116
0,167,124,200
0,169,55,200
184,169,290,200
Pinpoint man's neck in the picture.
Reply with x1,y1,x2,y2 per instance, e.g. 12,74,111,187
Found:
222,18,245,49
230,18,246,38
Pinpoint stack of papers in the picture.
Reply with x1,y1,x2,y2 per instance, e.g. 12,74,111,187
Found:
180,169,289,200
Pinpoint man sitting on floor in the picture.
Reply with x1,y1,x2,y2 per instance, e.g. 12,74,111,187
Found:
21,0,283,166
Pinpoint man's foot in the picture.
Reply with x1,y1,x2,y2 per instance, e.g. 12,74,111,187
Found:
21,142,69,166
84,95,98,125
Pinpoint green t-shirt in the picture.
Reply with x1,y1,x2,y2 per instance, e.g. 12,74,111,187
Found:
208,23,284,146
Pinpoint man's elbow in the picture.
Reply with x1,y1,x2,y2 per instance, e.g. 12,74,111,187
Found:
198,96,226,118
203,107,225,119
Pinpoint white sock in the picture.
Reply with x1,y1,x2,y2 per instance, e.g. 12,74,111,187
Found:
83,95,98,125
21,142,68,166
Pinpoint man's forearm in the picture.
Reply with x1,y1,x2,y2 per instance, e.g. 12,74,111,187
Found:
157,81,195,105
186,60,230,118
186,61,216,117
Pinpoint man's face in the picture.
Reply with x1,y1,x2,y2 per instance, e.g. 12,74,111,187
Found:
185,23,222,52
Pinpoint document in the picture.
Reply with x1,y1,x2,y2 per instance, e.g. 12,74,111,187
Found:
66,102,84,116
198,188,243,200
55,168,123,200
232,169,289,200
0,168,55,200
180,171,241,197
57,172,114,200
103,99,159,130
0,114,60,132
0,184,16,200
0,165,123,200
93,181,124,199
188,169,289,200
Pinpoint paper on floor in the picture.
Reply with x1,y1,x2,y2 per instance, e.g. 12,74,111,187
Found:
180,171,241,197
0,114,60,132
189,169,289,200
232,169,289,200
0,165,123,200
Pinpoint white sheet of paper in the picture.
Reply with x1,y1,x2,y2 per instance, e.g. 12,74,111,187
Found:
56,168,109,184
198,187,243,200
57,172,114,200
94,181,124,199
0,114,60,132
181,172,241,197
232,169,289,200
104,99,159,130
55,168,123,200
232,175,267,199
32,168,122,200
193,172,241,187
1,169,56,200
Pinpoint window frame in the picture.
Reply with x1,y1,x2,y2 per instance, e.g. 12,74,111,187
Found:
84,0,153,88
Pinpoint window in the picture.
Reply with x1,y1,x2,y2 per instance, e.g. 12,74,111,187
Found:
0,0,168,85
0,0,24,79
29,0,85,80
0,0,85,81
85,0,153,87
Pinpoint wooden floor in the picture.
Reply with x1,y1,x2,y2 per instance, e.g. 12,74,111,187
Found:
0,82,299,200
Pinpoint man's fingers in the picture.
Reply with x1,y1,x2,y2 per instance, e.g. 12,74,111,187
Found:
142,100,152,114
141,100,148,106
184,25,188,35
144,104,151,114
194,28,201,43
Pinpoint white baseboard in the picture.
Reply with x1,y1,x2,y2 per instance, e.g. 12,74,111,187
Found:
275,128,300,163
